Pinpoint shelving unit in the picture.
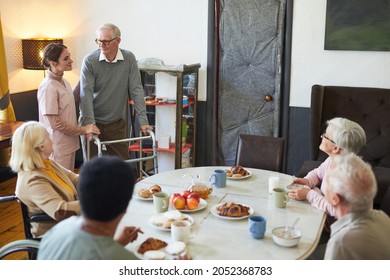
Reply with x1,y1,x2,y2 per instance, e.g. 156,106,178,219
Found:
131,58,200,172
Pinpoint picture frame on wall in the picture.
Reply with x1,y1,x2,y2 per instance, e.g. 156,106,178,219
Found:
324,0,390,51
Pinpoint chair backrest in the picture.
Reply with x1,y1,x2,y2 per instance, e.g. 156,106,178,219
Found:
380,187,390,217
310,85,390,167
235,134,285,172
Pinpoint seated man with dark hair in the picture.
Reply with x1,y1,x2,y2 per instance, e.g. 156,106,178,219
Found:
38,156,143,260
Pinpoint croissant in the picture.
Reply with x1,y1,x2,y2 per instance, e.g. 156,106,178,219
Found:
228,165,249,176
217,202,235,211
137,238,167,254
217,202,250,217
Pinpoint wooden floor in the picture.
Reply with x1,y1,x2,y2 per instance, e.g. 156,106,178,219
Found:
0,175,28,260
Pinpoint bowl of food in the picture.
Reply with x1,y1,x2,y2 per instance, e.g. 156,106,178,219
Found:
272,226,302,247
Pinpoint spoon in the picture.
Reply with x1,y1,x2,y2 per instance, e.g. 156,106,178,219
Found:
283,217,300,238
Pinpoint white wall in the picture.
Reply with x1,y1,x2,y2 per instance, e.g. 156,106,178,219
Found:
3,0,390,107
0,0,208,100
290,0,390,107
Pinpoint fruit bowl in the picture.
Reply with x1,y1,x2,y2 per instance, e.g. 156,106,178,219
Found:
272,226,302,247
170,198,208,213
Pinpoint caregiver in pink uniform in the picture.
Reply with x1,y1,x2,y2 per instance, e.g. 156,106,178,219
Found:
38,43,100,171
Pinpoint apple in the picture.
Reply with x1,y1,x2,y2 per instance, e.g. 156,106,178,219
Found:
170,193,181,206
186,197,199,210
182,190,191,199
173,196,186,209
187,192,200,203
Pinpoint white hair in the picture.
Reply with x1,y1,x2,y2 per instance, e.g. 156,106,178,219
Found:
326,117,366,154
96,23,121,39
327,153,377,212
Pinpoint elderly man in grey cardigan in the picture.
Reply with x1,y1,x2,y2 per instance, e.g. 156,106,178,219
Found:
79,23,152,160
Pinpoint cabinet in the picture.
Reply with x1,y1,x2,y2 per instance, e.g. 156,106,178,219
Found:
133,58,200,172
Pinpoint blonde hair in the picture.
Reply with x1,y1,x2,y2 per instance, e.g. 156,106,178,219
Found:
326,117,366,154
9,121,48,172
327,153,377,212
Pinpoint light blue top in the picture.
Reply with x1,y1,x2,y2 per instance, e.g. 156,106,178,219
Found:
38,216,137,260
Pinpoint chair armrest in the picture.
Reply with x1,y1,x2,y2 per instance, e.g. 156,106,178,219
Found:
29,214,54,223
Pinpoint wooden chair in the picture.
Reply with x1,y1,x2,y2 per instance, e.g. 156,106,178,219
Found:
235,134,285,172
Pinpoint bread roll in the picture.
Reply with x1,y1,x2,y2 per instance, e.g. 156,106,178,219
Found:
138,189,151,198
149,184,162,194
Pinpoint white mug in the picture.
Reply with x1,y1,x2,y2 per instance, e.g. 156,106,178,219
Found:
171,220,193,243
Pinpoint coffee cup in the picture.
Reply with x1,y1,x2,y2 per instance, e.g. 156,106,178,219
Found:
171,220,193,243
153,192,169,213
272,187,289,208
209,169,227,188
248,215,267,239
269,175,280,194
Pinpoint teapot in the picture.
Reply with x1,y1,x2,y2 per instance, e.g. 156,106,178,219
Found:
183,174,213,199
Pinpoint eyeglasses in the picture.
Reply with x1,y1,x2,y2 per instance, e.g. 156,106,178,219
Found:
321,134,336,145
95,37,117,46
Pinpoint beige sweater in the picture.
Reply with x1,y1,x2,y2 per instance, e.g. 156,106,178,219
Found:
15,160,80,238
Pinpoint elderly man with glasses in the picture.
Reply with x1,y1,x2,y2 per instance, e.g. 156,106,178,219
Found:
79,23,153,161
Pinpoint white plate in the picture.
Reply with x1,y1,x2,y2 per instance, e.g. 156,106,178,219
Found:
149,214,194,231
135,195,153,201
226,171,252,180
210,202,254,220
169,198,208,213
133,240,187,260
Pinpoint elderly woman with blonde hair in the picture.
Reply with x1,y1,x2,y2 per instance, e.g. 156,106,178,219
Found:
9,121,80,238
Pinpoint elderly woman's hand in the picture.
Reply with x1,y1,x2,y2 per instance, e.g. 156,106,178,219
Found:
292,177,309,186
288,186,310,201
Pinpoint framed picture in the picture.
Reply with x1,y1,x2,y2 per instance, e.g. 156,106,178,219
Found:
324,0,390,51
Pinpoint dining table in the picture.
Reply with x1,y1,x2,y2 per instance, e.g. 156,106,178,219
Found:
117,166,326,260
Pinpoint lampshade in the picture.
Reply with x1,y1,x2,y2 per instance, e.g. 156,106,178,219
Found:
22,38,63,70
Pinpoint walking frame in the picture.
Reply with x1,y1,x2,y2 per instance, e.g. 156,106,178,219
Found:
87,129,158,178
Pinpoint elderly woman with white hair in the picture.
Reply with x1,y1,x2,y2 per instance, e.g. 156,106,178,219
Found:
288,117,366,217
9,121,80,238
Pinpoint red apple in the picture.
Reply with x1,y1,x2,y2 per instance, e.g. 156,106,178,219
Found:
170,193,181,206
173,196,186,209
186,197,199,210
182,190,191,199
187,192,200,203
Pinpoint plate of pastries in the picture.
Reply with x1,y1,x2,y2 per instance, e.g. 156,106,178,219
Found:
226,166,252,180
136,184,162,201
134,237,187,260
149,210,194,231
210,202,254,220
